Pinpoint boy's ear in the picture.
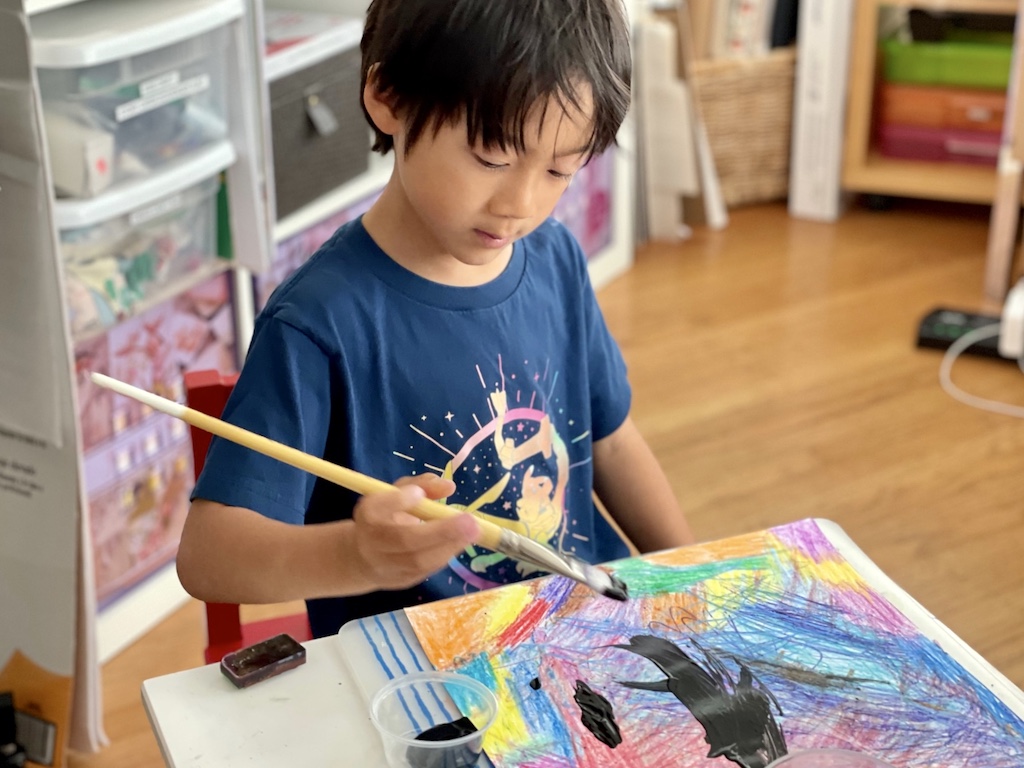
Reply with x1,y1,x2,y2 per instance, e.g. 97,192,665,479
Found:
363,66,401,137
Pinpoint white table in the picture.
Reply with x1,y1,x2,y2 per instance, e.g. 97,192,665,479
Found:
142,630,386,767
142,520,1024,767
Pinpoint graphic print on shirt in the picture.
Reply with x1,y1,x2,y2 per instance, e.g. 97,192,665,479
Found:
395,356,587,591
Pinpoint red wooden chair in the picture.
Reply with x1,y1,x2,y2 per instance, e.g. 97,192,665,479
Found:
184,369,313,664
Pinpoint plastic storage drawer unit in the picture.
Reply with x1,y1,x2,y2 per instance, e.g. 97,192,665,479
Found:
264,12,369,220
31,0,243,198
57,142,236,338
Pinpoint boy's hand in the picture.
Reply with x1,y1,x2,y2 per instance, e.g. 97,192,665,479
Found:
349,475,480,591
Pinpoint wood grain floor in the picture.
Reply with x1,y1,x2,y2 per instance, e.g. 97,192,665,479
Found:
68,199,1024,767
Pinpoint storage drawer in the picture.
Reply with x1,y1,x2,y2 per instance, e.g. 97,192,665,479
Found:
881,38,1012,90
57,142,235,337
876,123,999,166
877,82,1006,133
35,22,232,198
269,46,370,219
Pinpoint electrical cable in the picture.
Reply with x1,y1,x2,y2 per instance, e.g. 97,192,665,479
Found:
938,323,1024,419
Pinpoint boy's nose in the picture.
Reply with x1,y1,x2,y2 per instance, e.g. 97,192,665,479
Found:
490,179,535,219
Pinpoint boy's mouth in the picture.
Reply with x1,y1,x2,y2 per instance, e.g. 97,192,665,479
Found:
474,229,512,248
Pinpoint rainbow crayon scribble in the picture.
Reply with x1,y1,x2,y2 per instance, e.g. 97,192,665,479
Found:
405,519,1024,768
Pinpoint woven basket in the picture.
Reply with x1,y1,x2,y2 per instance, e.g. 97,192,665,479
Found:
690,47,796,207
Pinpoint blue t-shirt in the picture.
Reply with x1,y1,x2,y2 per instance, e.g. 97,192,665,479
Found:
193,216,632,636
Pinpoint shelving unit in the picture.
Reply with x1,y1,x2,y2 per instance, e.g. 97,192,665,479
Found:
1,0,271,685
842,0,1018,204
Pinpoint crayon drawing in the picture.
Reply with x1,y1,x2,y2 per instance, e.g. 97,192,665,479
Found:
403,519,1024,768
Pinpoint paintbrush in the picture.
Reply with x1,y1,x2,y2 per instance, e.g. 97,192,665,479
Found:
89,372,628,601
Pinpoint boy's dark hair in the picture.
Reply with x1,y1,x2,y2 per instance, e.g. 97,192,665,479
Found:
360,0,631,158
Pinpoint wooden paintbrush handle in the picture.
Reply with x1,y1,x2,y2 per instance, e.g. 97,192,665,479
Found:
182,408,506,551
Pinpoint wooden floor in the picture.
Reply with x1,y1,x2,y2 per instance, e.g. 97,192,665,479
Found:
68,199,1024,767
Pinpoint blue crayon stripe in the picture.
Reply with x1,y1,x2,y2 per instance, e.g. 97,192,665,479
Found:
389,613,460,720
374,614,433,724
358,617,395,681
359,617,419,732
393,611,425,671
373,614,410,675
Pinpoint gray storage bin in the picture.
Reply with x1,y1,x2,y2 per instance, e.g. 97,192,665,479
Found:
269,46,370,219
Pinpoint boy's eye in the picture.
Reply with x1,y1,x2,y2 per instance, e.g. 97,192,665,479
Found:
474,154,506,170
549,170,573,181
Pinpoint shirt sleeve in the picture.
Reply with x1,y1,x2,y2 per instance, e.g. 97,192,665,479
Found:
191,315,333,524
578,244,632,441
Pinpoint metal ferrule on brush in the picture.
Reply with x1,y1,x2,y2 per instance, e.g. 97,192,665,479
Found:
496,529,587,581
495,529,628,601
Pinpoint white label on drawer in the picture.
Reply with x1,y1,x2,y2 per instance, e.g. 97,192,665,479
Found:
965,106,996,123
129,193,185,226
115,72,211,122
141,71,180,95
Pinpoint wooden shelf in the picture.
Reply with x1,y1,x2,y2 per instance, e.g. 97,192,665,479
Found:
842,0,1018,204
844,151,999,203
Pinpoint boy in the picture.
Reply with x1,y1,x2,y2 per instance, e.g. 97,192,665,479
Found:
178,0,694,638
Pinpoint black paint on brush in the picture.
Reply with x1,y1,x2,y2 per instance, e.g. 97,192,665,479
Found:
573,680,622,748
603,572,629,601
613,635,787,768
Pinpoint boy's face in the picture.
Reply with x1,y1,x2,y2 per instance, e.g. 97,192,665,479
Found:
375,87,594,281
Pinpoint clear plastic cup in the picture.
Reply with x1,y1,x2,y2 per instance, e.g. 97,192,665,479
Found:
768,749,896,767
369,671,498,768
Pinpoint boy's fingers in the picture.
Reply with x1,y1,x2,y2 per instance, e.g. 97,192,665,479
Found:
375,511,479,555
353,502,480,588
394,474,457,500
390,514,480,577
417,513,479,548
356,487,479,544
355,485,424,527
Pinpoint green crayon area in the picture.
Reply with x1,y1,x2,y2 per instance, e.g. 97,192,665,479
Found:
610,554,774,599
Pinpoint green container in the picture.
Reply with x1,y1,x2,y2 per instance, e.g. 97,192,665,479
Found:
882,38,1012,90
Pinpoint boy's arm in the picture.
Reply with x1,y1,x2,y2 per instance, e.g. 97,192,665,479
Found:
177,476,479,604
177,500,371,603
591,415,694,553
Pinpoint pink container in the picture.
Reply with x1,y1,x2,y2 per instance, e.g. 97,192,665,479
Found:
877,122,999,165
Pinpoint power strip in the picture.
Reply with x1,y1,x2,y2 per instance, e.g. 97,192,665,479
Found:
998,279,1024,359
915,307,1007,360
